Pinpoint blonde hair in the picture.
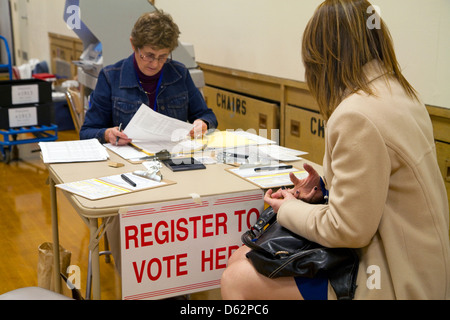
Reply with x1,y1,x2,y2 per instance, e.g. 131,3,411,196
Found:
302,0,418,120
131,10,180,51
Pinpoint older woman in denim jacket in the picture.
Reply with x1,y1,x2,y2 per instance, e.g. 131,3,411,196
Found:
80,11,218,274
80,10,217,145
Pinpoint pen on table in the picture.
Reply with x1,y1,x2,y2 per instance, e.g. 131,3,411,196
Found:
121,173,136,187
254,165,293,172
221,151,249,160
115,123,123,146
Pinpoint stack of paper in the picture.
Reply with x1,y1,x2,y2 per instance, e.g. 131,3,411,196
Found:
39,138,109,163
256,145,308,161
214,131,308,161
200,130,257,149
124,104,193,142
122,104,205,155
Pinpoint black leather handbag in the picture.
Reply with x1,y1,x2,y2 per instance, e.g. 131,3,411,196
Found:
241,206,359,300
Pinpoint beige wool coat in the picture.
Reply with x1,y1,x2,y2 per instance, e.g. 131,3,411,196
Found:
277,60,450,300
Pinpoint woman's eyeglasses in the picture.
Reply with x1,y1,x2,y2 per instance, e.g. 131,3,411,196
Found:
138,48,171,64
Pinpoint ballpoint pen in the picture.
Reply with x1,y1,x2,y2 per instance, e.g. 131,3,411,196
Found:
254,165,293,172
116,123,123,146
121,173,136,187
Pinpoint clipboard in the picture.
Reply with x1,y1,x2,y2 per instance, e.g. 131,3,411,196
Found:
56,173,176,200
104,143,172,164
226,165,308,189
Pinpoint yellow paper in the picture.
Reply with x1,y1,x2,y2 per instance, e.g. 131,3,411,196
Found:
202,131,257,149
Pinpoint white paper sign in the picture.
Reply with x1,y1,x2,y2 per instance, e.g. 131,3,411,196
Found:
8,107,38,127
120,189,264,300
11,84,39,105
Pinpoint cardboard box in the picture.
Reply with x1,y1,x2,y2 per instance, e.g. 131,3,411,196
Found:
203,86,279,139
0,79,52,107
284,104,325,165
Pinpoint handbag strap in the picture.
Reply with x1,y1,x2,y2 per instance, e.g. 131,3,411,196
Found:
241,206,277,252
241,230,259,250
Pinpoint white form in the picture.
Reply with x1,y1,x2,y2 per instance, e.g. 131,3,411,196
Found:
228,164,309,189
56,173,168,200
122,104,206,155
123,104,194,142
256,145,308,161
39,139,109,163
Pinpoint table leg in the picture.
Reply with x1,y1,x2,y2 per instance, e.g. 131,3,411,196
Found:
89,218,101,300
50,178,61,294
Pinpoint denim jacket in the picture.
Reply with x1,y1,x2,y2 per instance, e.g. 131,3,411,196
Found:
80,54,218,143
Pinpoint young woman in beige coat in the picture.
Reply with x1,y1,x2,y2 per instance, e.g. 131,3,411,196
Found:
221,0,450,300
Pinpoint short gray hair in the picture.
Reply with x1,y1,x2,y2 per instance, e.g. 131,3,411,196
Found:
131,10,180,51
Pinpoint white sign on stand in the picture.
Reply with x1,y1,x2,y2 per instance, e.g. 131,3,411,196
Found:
120,189,264,300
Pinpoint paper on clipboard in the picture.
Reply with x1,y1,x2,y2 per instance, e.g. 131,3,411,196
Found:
227,165,309,189
104,143,148,160
56,173,175,200
256,145,308,161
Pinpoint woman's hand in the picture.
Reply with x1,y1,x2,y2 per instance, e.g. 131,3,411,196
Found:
264,188,297,213
190,119,207,138
270,163,324,204
105,126,132,146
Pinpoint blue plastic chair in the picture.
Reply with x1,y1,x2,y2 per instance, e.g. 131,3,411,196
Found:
0,35,13,80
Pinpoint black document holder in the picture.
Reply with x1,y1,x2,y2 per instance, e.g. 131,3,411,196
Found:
162,157,206,172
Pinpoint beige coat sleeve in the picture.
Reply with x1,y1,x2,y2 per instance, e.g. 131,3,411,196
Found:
277,109,391,248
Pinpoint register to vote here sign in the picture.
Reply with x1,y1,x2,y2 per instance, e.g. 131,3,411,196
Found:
120,189,264,300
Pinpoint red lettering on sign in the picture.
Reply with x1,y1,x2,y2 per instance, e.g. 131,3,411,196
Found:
216,212,228,235
132,260,146,283
147,258,162,281
201,245,239,272
201,249,214,272
141,223,153,247
124,212,232,249
176,253,188,276
246,208,260,229
132,253,189,283
203,214,214,237
162,255,175,278
215,246,227,269
234,208,260,232
189,216,201,238
155,221,169,244
125,225,138,249
234,210,246,232
176,218,188,241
